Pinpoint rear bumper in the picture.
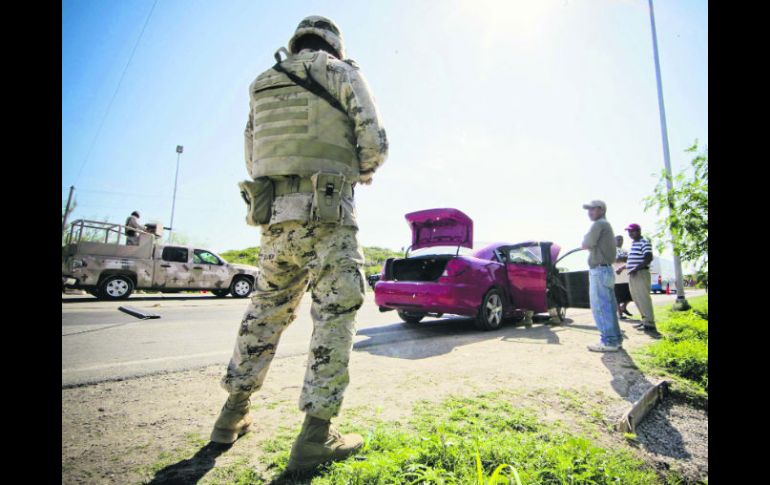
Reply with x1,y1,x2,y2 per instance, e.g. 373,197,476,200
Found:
374,281,479,316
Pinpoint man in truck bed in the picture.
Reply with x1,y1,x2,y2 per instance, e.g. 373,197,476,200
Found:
124,211,143,246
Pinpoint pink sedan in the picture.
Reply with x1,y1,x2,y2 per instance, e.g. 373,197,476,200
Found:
374,208,591,330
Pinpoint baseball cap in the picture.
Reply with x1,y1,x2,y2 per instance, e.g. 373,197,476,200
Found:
581,200,606,211
625,223,641,231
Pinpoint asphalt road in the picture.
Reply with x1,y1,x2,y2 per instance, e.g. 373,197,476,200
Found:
61,289,705,387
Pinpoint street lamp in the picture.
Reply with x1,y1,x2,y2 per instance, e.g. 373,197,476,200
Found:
647,0,689,311
169,145,183,242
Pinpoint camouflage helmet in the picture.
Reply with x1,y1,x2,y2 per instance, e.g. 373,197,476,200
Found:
288,15,345,59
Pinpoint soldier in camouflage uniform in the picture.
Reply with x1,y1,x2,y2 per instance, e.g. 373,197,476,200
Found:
210,15,388,473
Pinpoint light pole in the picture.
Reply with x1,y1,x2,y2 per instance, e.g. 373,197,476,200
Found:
647,0,689,310
169,145,183,242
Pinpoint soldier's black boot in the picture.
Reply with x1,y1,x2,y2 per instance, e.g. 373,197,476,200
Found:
285,414,363,473
210,392,252,444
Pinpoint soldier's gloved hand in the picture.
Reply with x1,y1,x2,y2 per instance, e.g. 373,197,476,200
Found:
358,171,374,185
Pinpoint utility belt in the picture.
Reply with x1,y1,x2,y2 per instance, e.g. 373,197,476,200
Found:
238,171,353,226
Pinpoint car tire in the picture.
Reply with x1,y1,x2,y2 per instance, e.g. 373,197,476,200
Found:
475,289,504,331
398,310,425,324
230,277,253,298
98,275,134,300
212,289,229,298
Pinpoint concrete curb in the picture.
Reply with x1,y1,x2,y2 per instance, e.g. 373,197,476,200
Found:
617,380,668,434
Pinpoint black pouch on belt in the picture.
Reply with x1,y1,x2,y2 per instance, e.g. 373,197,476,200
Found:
238,177,274,226
310,171,345,223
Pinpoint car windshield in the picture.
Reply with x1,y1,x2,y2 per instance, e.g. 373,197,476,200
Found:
409,245,474,258
507,245,543,265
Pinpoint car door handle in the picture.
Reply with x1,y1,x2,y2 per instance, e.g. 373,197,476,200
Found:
160,264,171,268
193,266,203,270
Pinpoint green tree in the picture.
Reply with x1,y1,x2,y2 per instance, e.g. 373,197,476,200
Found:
220,246,261,266
217,245,401,277
362,246,402,277
643,141,708,284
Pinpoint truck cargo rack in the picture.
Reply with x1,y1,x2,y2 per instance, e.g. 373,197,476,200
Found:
64,219,159,246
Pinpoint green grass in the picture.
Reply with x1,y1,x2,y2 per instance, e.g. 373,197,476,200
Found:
634,295,708,408
255,392,663,484
138,432,208,482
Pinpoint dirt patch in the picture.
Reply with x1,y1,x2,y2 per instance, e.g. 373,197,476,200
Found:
62,317,707,484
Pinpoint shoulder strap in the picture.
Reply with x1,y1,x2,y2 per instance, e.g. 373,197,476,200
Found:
272,61,347,116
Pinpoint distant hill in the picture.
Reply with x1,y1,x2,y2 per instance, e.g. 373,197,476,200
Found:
219,246,402,277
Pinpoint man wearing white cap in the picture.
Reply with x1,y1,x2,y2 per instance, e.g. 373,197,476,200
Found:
581,200,623,352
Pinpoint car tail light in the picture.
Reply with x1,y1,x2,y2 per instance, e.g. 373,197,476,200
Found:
441,259,469,278
658,275,662,285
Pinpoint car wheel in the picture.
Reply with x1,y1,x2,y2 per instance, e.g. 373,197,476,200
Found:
398,310,425,324
475,289,504,331
230,277,253,298
212,289,229,298
98,275,134,300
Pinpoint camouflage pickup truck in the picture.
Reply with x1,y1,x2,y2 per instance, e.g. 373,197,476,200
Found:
62,219,259,300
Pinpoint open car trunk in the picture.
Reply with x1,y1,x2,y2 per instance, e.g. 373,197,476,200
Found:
389,255,454,282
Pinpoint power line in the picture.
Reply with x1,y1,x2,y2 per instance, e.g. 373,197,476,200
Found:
74,187,227,203
72,0,159,185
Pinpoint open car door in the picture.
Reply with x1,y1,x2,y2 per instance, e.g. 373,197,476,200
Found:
548,247,591,309
498,242,549,313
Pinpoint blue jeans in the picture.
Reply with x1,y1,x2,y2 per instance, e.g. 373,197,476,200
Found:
589,266,623,347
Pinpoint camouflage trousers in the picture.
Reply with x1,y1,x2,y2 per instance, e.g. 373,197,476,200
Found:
220,220,365,420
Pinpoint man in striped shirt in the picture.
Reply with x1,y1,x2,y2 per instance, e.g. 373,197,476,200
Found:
616,223,656,331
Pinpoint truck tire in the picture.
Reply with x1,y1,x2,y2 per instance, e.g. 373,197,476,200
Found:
398,310,425,324
98,275,134,300
475,289,504,331
230,277,253,298
212,289,230,297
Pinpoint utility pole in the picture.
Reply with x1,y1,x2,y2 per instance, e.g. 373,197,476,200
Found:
647,0,689,311
169,145,183,242
62,185,75,237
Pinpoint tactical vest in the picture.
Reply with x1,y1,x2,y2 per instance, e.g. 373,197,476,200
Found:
248,53,359,180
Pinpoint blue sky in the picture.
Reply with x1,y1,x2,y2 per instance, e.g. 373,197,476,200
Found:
62,0,707,267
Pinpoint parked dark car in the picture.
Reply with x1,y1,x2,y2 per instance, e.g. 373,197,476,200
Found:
367,274,381,290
